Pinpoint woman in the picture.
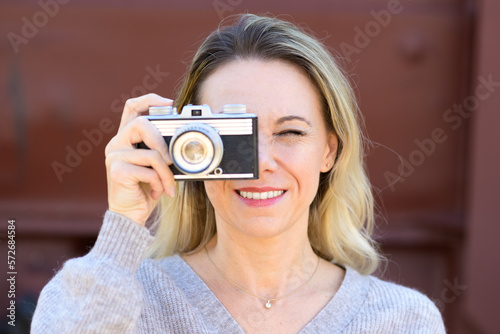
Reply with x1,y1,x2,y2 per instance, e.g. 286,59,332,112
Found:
32,14,445,333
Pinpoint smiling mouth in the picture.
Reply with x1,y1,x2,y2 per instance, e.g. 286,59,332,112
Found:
236,190,285,200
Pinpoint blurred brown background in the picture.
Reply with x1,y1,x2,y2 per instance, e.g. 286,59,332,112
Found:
1,0,499,333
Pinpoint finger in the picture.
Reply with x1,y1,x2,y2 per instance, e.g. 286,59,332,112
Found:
143,183,163,201
106,117,171,164
119,93,173,131
108,160,165,200
107,149,175,196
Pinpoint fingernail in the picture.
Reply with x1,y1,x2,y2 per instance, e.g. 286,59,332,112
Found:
169,185,176,197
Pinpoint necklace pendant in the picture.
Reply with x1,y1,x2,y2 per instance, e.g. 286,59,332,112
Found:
265,300,271,309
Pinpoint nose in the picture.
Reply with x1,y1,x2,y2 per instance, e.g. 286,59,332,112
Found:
258,133,278,174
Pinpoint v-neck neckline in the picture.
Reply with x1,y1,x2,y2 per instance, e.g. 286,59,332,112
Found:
160,254,370,333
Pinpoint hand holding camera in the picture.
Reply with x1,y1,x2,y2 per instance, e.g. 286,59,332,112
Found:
105,94,176,226
105,94,259,226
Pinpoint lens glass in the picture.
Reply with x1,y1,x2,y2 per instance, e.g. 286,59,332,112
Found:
182,140,206,164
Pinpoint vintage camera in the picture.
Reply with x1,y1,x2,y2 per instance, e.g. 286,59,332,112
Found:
137,104,258,180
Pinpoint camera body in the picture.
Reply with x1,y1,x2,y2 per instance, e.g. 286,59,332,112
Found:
138,104,258,180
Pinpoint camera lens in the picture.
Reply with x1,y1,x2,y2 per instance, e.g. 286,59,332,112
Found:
182,140,206,164
170,122,223,175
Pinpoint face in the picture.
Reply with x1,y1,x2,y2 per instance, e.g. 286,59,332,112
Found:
200,59,337,240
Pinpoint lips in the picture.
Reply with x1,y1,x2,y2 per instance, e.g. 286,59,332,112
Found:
234,187,286,206
237,190,284,200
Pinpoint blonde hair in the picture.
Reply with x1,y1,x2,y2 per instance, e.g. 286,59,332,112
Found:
146,14,381,275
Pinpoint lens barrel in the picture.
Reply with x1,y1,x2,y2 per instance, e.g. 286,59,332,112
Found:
170,123,223,174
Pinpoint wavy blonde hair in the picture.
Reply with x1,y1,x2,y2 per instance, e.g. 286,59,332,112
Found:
146,14,380,275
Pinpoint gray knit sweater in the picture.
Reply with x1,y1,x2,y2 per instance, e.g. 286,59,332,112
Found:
31,211,446,333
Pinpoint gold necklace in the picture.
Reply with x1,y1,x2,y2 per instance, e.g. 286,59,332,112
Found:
205,247,320,309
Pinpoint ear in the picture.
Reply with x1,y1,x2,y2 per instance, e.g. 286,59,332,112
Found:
320,132,338,173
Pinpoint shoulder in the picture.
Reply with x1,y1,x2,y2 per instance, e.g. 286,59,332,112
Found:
135,255,204,315
365,274,439,313
136,254,205,298
343,267,446,333
135,254,185,287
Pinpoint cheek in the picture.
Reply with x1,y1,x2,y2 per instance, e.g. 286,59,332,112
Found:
203,181,227,205
278,144,324,172
277,145,323,194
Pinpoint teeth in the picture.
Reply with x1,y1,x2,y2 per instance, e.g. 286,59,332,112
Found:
238,190,284,200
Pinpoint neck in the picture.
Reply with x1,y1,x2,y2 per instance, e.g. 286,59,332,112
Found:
205,216,319,299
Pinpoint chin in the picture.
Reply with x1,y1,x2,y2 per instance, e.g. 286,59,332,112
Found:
233,218,294,239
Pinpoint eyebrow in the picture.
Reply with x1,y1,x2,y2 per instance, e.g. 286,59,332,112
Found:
276,115,312,126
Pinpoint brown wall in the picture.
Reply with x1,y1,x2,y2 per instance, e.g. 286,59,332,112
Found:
463,0,500,332
0,0,497,332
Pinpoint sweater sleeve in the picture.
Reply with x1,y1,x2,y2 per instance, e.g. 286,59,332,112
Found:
31,211,155,334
